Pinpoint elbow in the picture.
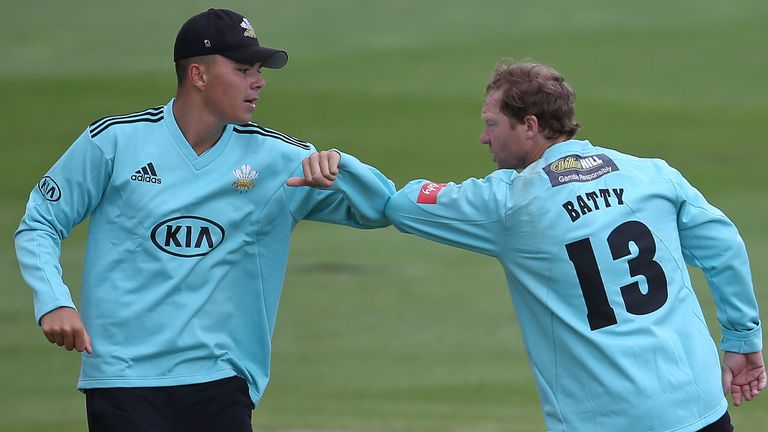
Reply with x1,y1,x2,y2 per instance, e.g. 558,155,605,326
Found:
384,197,412,233
352,204,392,229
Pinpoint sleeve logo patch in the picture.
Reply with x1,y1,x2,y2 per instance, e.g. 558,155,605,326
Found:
543,154,619,187
37,176,62,202
416,182,447,204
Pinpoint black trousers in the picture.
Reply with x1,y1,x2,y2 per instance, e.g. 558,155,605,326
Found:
84,376,254,432
698,411,733,432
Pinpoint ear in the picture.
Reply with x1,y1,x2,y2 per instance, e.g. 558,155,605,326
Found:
188,63,207,89
523,115,540,135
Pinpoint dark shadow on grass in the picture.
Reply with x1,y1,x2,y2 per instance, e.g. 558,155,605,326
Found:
291,261,380,275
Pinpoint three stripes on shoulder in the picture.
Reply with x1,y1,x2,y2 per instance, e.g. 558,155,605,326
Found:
233,123,310,149
90,106,164,138
89,107,309,149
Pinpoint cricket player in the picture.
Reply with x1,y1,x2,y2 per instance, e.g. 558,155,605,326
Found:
15,8,394,431
385,60,765,432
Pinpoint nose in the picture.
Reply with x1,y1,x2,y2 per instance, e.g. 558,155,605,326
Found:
480,131,490,145
253,73,265,90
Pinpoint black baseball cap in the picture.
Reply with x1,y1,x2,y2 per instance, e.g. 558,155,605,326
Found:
174,8,288,69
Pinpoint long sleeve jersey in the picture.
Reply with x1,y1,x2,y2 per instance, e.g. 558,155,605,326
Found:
385,139,761,432
15,99,395,404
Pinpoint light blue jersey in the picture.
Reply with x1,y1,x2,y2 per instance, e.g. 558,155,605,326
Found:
385,139,761,432
15,99,395,404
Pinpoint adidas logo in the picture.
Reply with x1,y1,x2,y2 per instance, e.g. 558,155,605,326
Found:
130,162,162,184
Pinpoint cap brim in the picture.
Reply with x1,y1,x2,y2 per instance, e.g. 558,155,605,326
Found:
223,46,288,69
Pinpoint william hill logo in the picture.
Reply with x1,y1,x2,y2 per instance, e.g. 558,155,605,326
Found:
549,155,605,173
150,216,225,258
543,153,619,187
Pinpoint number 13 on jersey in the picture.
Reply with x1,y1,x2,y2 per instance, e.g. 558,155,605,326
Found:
565,220,669,331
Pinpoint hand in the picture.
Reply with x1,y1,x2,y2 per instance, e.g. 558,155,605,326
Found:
722,351,766,406
286,151,340,188
40,306,93,354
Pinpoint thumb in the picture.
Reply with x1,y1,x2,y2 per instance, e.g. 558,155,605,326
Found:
722,366,733,396
286,177,308,187
84,328,93,354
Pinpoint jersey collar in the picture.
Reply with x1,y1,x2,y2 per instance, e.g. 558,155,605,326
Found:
164,99,233,171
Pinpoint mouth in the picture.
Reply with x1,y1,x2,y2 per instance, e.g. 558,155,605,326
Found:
244,97,258,109
487,144,496,160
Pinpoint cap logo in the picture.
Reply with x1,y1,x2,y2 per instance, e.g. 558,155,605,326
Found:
240,18,257,39
204,40,211,47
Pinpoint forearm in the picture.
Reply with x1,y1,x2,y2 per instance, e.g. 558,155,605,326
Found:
325,151,395,227
14,129,109,323
15,226,76,323
674,175,762,352
384,177,507,256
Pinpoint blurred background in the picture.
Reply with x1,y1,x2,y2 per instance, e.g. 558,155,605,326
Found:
2,1,766,430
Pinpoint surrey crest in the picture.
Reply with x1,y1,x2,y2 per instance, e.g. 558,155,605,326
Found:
232,163,258,192
240,18,257,39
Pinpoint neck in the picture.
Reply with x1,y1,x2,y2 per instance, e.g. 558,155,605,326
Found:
526,136,569,166
172,93,226,155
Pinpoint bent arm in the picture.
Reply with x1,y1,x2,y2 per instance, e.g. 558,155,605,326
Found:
384,172,512,256
15,130,112,323
671,168,761,353
285,150,395,228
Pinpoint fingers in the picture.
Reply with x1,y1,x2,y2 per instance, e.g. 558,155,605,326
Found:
302,156,314,185
722,351,768,406
284,157,315,187
724,371,767,406
734,373,767,405
747,353,767,400
320,150,340,178
748,372,767,400
722,366,733,396
52,332,66,348
72,332,90,353
285,177,308,187
308,152,335,187
285,151,339,188
74,327,93,354
731,385,743,406
319,153,331,180
759,371,768,393
84,331,93,354
64,331,76,351
743,384,754,402
45,325,91,352
40,307,92,354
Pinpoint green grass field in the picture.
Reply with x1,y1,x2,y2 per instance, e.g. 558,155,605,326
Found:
2,1,767,430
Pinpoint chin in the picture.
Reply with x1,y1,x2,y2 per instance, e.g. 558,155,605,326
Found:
233,115,253,125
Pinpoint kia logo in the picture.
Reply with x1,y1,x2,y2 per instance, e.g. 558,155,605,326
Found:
150,216,225,258
38,176,62,202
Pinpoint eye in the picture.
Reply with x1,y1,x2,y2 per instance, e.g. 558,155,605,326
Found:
238,68,249,74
